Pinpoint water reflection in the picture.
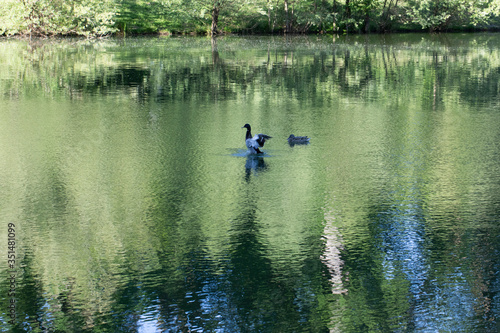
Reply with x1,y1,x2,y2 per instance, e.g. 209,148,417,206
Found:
377,189,429,330
227,183,276,330
322,201,346,295
244,155,268,182
1,35,500,332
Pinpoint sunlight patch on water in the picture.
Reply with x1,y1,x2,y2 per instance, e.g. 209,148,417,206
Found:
138,310,161,333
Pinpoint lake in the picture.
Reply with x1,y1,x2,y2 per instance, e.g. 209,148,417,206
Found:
1,34,500,332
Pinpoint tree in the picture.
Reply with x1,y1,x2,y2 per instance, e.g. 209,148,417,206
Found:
211,0,221,34
379,0,398,31
1,0,500,36
0,0,26,36
0,0,117,37
405,0,500,31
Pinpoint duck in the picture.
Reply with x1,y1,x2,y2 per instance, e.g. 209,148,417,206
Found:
242,124,272,154
288,134,310,145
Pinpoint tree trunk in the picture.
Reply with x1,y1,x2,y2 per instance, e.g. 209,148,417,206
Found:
268,0,271,32
211,1,220,36
344,0,351,33
284,0,291,33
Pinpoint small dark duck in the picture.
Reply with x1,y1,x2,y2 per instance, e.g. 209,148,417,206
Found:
242,124,272,154
288,134,310,145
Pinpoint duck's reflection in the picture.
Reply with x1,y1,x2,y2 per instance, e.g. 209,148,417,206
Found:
288,141,310,148
244,155,268,182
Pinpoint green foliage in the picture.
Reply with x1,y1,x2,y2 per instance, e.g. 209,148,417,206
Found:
0,0,25,36
1,0,500,36
405,0,500,31
0,0,117,37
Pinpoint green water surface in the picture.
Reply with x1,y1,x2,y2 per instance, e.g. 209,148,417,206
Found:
1,34,500,332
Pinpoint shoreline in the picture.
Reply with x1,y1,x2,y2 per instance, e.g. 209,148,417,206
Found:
3,26,500,40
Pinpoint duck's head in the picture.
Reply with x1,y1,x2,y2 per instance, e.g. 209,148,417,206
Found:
242,124,251,130
288,134,295,139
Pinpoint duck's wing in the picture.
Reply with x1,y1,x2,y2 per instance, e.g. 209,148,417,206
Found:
254,134,272,147
245,138,262,154
246,138,256,149
246,137,262,150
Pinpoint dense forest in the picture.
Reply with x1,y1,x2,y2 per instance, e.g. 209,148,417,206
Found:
1,0,500,37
